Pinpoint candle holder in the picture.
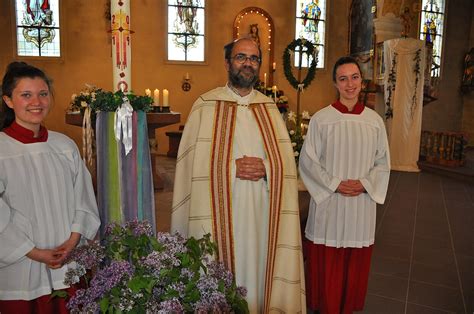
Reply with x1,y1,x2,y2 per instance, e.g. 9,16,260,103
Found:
151,106,162,113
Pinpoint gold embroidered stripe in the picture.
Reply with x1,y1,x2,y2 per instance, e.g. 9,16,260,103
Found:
209,101,236,273
250,104,284,313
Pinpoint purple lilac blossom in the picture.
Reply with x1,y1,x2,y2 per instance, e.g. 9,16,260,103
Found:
158,298,184,313
206,261,233,288
64,240,105,269
125,219,154,237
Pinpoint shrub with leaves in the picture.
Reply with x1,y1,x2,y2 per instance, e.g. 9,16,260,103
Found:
62,220,248,313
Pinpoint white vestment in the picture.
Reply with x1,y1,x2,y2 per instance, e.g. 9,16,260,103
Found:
172,86,306,313
0,131,100,300
299,105,391,248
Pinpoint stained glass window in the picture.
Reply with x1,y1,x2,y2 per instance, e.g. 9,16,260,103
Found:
168,0,205,62
15,0,60,57
295,0,326,68
419,0,445,77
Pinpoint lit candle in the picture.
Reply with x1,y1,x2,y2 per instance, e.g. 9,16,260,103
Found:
145,88,151,97
264,73,267,88
163,89,169,107
153,89,160,106
272,85,277,100
272,62,276,71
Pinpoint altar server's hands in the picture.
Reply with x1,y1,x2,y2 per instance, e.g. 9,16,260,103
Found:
336,179,365,197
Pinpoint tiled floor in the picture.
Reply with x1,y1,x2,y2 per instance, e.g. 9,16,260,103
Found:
153,155,473,314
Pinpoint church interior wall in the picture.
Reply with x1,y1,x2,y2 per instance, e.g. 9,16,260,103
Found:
461,3,474,147
421,0,473,140
0,0,472,152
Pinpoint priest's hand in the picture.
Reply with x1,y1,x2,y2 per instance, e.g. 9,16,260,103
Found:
236,155,266,181
26,247,64,269
336,179,365,196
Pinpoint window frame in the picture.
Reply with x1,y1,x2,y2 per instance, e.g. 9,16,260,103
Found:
294,0,328,69
418,0,446,78
166,0,207,64
12,0,64,61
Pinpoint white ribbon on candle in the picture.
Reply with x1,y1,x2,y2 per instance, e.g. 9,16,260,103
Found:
114,95,134,155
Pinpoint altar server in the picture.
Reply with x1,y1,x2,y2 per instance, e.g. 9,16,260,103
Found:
300,56,390,314
0,62,100,313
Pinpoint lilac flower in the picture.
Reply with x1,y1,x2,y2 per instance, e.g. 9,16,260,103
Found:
236,286,248,298
64,264,86,286
64,221,248,313
64,240,105,269
206,261,233,289
158,298,184,313
125,219,153,237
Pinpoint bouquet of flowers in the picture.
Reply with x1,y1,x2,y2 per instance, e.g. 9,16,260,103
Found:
69,84,102,113
286,110,311,165
61,220,248,313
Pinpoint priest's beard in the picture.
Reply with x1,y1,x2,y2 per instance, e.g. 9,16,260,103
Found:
228,64,259,89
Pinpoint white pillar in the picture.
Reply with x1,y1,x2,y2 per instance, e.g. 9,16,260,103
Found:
111,0,132,92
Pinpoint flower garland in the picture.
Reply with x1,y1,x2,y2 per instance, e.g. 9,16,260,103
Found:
411,49,422,120
385,52,397,119
283,38,317,90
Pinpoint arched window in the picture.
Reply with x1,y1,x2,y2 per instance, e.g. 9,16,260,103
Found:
167,0,205,62
14,0,61,57
295,0,326,68
419,0,445,77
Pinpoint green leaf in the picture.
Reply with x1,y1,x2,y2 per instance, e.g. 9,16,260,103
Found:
50,290,68,299
99,297,110,313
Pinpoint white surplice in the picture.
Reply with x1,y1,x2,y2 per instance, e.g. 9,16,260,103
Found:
0,132,100,300
299,105,391,248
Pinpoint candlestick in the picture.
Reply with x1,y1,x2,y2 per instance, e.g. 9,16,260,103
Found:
264,73,267,89
145,88,151,97
272,85,277,100
163,89,169,107
153,89,160,106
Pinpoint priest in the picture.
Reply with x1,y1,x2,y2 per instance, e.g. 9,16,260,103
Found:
171,37,306,313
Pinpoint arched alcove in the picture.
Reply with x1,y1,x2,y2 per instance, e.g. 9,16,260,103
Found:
233,7,275,86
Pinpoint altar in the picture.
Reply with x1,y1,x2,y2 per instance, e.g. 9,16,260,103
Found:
65,111,181,189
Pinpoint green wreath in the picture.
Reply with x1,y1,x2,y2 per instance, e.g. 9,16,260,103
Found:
283,38,317,90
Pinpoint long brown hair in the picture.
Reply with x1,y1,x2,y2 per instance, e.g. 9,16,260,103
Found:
1,62,52,130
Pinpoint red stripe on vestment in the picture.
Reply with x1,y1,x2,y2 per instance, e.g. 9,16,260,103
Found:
250,104,284,313
209,101,237,273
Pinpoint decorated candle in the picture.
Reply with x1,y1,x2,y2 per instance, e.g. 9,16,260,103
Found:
153,89,160,106
163,89,169,107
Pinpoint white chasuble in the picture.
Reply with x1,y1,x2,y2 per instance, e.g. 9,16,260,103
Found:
384,38,426,172
172,87,306,313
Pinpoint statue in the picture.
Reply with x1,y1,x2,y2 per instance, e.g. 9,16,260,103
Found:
248,24,260,46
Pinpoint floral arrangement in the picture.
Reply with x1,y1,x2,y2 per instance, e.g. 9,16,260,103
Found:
69,84,153,113
69,84,102,112
286,110,311,165
60,221,248,313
